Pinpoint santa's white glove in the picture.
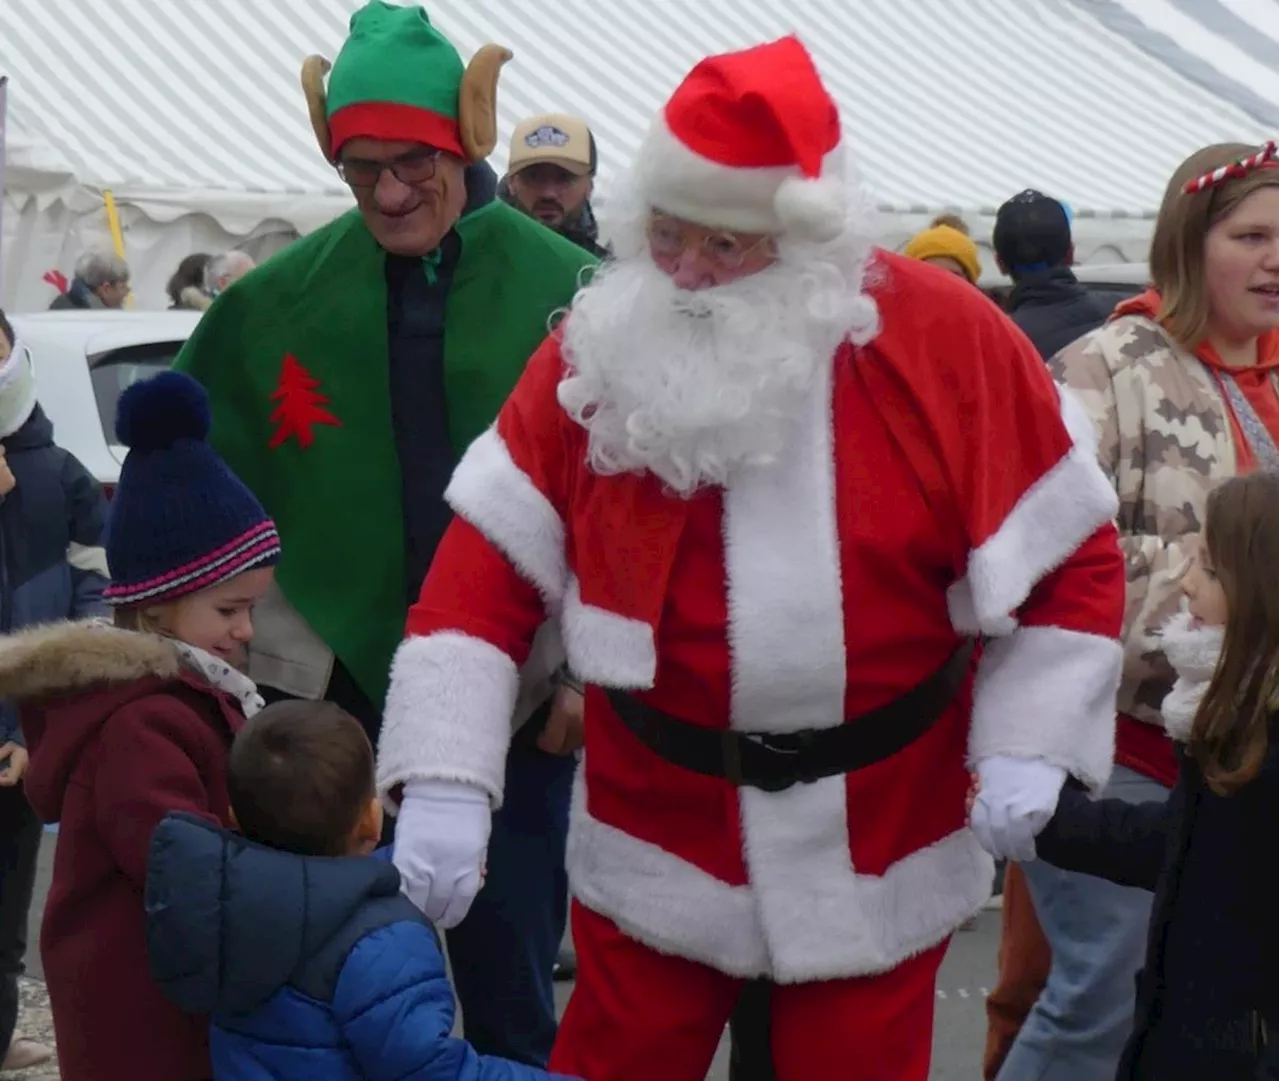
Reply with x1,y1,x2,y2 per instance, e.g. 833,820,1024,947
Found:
970,756,1067,862
393,780,492,929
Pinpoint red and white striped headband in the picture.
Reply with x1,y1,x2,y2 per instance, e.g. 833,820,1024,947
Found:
1182,140,1278,195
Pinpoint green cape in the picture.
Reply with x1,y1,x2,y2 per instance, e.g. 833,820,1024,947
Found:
174,201,592,707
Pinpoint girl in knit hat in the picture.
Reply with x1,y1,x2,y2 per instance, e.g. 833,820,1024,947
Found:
0,371,281,1081
903,212,983,284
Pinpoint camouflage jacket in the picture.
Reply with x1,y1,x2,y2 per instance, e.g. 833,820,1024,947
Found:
1051,314,1276,725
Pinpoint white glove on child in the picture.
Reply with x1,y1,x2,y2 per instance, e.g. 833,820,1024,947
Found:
393,779,492,929
970,755,1067,862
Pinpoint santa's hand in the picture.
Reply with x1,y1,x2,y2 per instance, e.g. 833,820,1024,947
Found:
970,756,1066,862
393,780,492,929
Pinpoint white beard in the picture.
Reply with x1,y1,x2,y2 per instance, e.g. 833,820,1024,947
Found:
1158,607,1224,742
556,211,880,497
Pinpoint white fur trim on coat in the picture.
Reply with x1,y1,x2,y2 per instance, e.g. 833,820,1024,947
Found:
948,385,1119,636
562,576,657,689
723,357,844,735
568,774,992,981
446,427,568,606
713,358,992,979
969,624,1121,794
634,113,846,236
377,632,519,809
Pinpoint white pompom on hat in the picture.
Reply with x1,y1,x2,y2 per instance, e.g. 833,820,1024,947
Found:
633,36,848,242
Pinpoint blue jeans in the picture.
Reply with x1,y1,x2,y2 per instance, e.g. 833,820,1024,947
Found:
996,764,1169,1081
445,725,576,1067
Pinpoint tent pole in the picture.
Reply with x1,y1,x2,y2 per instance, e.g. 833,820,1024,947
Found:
102,188,134,307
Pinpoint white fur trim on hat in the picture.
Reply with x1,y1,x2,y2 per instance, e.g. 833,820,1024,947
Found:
635,113,846,237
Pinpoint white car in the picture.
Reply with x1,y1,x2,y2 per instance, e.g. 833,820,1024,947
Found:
9,310,202,492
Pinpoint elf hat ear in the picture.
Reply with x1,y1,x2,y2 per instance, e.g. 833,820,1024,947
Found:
300,55,333,162
458,44,512,161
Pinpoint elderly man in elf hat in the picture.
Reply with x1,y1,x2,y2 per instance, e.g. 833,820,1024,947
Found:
376,35,1127,1081
173,2,593,1067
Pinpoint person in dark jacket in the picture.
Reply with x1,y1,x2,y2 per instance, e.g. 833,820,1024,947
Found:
0,310,108,1073
984,192,1115,1067
992,190,1108,361
980,471,1279,1081
146,698,577,1081
48,249,131,310
502,112,610,259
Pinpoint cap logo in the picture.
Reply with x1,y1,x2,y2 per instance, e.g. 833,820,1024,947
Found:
525,125,571,149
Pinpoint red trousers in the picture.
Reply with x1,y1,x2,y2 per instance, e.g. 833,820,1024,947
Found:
550,901,949,1081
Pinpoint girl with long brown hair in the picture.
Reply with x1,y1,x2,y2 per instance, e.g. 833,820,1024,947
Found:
989,470,1277,1081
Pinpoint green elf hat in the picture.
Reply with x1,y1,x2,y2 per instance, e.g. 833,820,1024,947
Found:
300,1,512,164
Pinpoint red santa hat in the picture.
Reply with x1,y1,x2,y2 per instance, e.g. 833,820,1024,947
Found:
634,36,847,242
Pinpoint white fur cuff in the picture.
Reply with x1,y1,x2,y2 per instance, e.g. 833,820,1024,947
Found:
377,632,519,809
969,624,1121,794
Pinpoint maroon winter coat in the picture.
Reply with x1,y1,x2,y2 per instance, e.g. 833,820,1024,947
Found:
0,621,246,1081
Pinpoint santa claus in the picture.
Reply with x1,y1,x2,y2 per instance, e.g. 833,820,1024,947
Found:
377,36,1125,1081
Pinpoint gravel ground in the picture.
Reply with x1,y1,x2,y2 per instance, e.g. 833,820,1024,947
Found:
2,979,58,1080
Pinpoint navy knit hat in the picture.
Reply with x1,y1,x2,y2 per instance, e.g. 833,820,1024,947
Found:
103,372,280,607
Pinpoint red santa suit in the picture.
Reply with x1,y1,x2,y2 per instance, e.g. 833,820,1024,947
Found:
377,37,1124,1081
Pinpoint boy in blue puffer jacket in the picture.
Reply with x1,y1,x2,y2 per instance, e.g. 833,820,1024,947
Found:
144,699,580,1081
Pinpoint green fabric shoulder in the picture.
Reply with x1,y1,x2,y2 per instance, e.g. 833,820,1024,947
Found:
442,200,595,451
457,198,595,295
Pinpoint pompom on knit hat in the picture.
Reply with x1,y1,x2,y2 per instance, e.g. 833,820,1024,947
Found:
103,372,280,608
902,214,983,284
632,36,849,242
326,1,467,160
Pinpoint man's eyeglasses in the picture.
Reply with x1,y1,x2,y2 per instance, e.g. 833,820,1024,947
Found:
336,147,442,189
645,214,773,271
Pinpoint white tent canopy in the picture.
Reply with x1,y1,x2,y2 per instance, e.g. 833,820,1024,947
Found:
2,0,1275,311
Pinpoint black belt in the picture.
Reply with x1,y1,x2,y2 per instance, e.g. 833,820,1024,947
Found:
605,640,975,793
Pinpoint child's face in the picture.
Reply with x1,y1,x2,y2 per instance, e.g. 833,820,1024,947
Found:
155,567,274,664
1181,535,1229,628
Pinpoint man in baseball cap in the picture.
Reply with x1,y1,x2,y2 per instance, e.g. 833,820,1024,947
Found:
503,113,608,257
993,189,1107,361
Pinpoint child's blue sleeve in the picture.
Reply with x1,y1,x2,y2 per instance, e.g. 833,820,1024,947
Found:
332,920,580,1081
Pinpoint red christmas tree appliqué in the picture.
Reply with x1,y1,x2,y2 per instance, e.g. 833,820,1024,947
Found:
268,354,342,449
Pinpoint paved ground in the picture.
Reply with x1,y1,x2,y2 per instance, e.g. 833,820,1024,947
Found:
8,831,999,1080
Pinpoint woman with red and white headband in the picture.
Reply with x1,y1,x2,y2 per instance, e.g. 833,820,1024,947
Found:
988,140,1278,1081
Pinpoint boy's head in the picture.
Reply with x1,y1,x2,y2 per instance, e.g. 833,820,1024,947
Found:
228,700,383,857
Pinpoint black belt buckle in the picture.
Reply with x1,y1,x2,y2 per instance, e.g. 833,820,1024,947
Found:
726,729,822,793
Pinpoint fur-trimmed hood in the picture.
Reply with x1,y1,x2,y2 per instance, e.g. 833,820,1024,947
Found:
0,620,180,702
0,621,223,823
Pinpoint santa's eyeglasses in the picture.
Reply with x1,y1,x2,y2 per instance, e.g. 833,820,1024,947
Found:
645,215,774,270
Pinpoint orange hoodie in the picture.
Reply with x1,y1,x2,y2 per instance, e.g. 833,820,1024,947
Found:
1112,290,1278,468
